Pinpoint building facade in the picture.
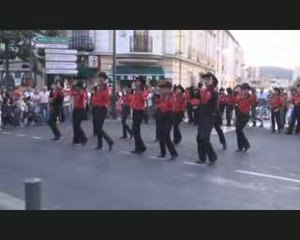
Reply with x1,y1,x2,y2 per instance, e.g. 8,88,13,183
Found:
66,30,243,88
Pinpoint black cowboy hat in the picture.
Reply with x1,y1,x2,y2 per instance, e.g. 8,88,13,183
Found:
135,76,146,86
174,84,185,93
241,83,251,90
201,72,218,86
98,72,108,80
219,87,225,92
75,80,84,88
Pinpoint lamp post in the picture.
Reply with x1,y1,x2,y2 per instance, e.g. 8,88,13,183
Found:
176,30,184,85
111,30,117,119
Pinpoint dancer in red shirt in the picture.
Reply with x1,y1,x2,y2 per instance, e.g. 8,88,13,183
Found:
234,83,256,152
120,85,133,139
92,72,114,150
130,76,148,154
225,87,235,126
71,80,88,145
173,85,186,145
218,87,226,125
196,73,219,165
269,88,284,133
48,81,64,141
157,81,178,159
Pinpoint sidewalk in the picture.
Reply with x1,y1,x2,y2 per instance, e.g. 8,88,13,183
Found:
0,192,24,210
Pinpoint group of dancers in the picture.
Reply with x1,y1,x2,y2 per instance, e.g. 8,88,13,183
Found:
47,71,262,166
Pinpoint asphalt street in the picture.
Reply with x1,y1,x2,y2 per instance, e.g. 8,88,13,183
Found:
0,119,300,210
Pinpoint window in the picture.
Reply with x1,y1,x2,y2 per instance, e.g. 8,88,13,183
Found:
120,30,126,37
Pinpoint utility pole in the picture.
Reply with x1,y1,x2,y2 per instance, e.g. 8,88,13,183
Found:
28,31,33,86
111,30,117,119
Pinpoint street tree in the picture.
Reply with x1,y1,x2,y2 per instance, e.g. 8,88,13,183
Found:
0,30,60,88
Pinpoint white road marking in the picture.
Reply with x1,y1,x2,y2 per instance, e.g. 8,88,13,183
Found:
235,170,300,184
16,134,26,137
119,151,131,154
32,136,42,140
2,131,12,135
148,156,165,160
183,161,205,166
0,192,24,210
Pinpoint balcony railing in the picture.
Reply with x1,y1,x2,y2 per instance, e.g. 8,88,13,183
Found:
130,35,153,53
70,36,95,52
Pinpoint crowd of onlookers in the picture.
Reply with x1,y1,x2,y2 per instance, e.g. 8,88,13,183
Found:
1,82,299,135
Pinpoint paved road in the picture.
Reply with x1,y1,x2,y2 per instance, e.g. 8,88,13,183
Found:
0,120,300,210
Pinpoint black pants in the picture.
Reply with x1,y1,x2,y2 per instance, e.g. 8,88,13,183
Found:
72,108,87,144
158,112,177,157
196,116,217,162
282,107,288,127
219,104,226,125
173,111,184,144
132,110,146,152
226,105,234,126
271,108,281,132
193,108,200,126
121,105,132,138
60,107,65,122
186,103,194,123
92,107,96,135
214,113,226,145
48,106,61,138
251,106,263,127
287,106,300,134
154,109,161,140
236,113,250,150
144,108,149,124
93,106,113,148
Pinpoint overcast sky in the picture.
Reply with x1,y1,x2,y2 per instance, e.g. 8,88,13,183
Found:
230,30,300,70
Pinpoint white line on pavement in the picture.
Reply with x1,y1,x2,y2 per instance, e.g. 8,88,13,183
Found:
32,136,42,140
16,134,26,137
119,151,132,154
148,156,165,160
2,131,12,135
183,161,205,166
235,170,300,184
0,192,24,210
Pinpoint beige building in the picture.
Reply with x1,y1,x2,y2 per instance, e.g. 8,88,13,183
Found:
66,30,243,88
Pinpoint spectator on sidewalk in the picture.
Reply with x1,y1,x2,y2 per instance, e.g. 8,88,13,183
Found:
39,87,50,123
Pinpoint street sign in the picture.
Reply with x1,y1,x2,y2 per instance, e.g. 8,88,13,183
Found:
34,36,69,44
45,49,78,55
88,56,99,68
46,54,77,62
46,62,77,69
36,43,69,49
46,69,78,75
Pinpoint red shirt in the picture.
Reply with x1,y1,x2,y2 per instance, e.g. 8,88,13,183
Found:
200,88,212,105
122,93,132,106
226,95,235,105
158,93,174,113
51,88,64,107
131,90,148,111
184,91,191,103
72,89,86,110
270,96,283,109
173,93,186,112
219,94,227,105
92,88,110,108
235,94,256,114
292,95,300,106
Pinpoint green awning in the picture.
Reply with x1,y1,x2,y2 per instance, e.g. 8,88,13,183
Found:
116,66,164,76
77,67,98,79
